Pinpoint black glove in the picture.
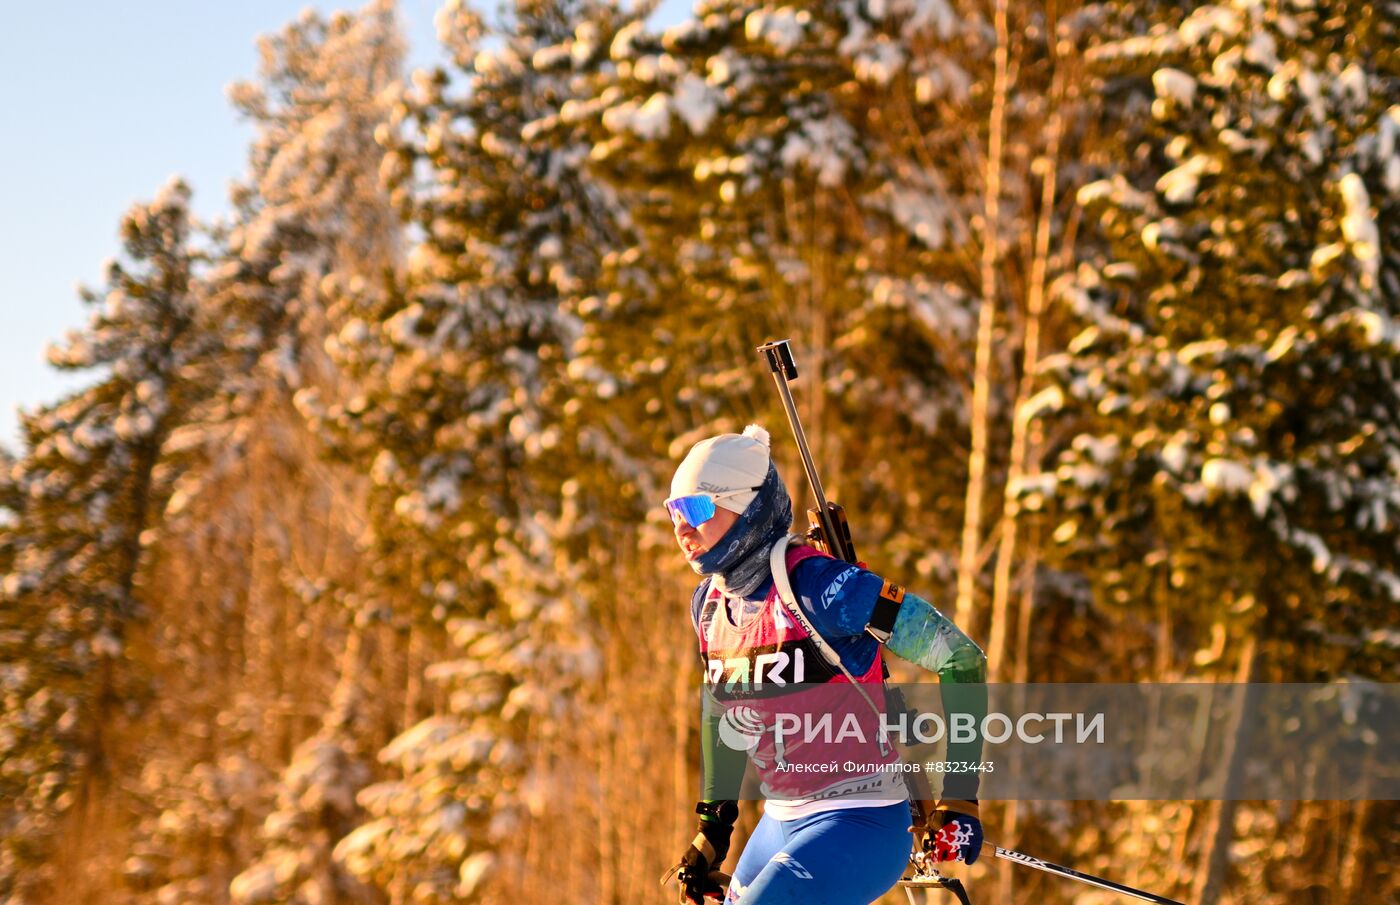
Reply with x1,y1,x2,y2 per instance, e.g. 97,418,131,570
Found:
662,800,738,904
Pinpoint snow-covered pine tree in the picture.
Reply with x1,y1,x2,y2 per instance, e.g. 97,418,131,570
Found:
321,2,626,901
1037,3,1399,900
1049,0,1399,678
123,743,272,905
116,5,408,902
0,179,209,901
221,0,404,398
332,617,526,904
315,0,621,598
552,0,1004,589
229,646,380,905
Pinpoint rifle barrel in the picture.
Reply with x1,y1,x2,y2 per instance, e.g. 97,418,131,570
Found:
757,339,855,561
758,341,832,512
771,375,830,514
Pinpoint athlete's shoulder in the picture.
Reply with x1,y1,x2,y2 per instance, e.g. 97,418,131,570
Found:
792,553,871,598
791,553,884,637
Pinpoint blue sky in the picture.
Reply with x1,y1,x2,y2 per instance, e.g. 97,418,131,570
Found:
0,0,688,452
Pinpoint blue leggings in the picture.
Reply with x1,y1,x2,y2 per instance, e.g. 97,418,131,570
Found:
724,802,911,905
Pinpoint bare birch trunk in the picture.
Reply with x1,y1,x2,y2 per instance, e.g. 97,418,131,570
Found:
988,72,1064,682
954,0,1011,634
994,536,1042,903
1338,794,1372,903
402,623,421,729
1192,634,1259,905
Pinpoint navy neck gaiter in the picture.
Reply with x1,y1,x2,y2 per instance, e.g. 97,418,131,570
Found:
691,463,793,598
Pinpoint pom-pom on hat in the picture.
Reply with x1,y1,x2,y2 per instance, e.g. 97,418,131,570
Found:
670,424,773,514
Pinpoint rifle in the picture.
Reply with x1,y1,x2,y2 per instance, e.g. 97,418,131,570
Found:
757,339,969,902
756,339,857,563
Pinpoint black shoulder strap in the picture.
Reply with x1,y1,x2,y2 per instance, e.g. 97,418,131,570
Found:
693,577,718,643
865,578,906,644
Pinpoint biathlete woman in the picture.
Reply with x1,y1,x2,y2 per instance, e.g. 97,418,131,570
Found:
663,425,989,905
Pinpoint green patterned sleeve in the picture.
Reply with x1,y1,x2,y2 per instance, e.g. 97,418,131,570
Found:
885,591,988,801
886,590,987,683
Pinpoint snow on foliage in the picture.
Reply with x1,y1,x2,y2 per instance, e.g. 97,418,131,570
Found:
125,750,271,904
779,113,861,187
1156,154,1220,204
315,2,619,900
220,0,402,398
887,186,954,249
1153,67,1196,108
672,73,720,134
603,93,674,139
1046,0,1400,658
229,720,373,905
1339,172,1381,289
744,7,807,53
1,178,209,898
1201,457,1254,495
6,0,1397,900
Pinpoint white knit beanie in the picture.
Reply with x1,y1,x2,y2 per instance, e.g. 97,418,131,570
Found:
670,424,773,514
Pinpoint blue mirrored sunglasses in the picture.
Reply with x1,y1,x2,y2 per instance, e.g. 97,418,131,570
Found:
664,486,762,527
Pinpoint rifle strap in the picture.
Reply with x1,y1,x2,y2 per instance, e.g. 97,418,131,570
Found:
770,536,850,676
769,535,886,733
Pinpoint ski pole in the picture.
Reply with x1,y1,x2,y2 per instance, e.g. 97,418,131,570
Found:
991,843,1186,904
756,339,857,563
